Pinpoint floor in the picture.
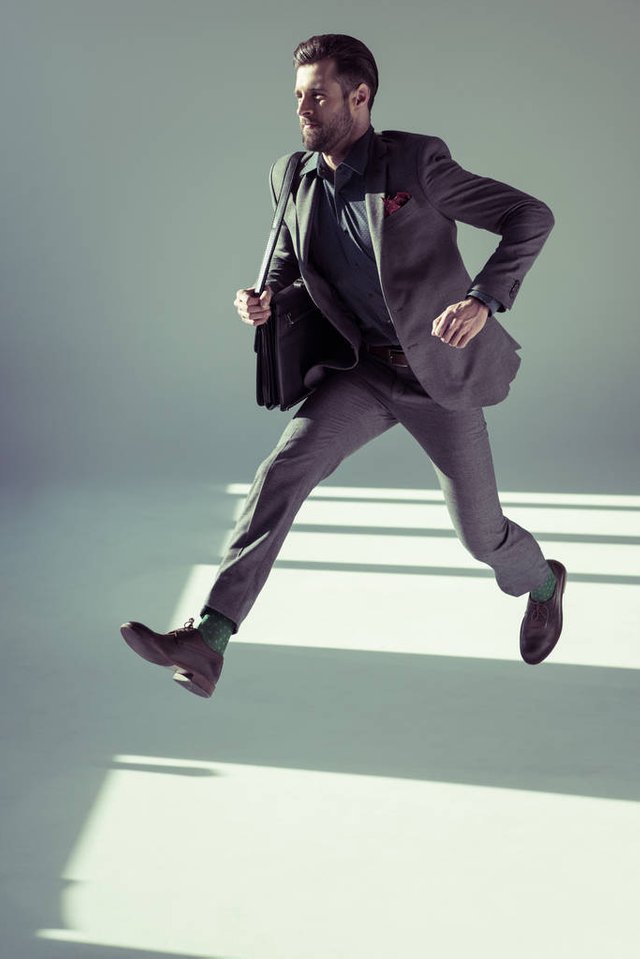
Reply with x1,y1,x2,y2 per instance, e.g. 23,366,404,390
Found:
1,478,638,959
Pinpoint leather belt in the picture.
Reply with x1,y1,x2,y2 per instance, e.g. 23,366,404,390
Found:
365,343,410,367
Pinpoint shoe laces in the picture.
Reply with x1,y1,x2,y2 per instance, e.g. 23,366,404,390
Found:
169,617,197,636
527,599,549,626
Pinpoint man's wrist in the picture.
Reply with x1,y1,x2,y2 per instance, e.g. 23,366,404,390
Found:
466,288,501,316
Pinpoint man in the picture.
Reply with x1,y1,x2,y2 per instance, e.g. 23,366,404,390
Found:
121,34,566,698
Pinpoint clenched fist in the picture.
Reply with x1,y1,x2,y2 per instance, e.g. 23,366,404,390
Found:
431,297,489,349
234,285,274,327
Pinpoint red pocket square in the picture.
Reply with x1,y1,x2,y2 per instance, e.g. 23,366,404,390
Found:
383,191,412,217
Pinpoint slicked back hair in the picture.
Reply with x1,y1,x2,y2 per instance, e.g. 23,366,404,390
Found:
293,34,379,113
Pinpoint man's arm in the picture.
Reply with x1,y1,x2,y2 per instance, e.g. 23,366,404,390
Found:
417,137,555,312
264,158,302,295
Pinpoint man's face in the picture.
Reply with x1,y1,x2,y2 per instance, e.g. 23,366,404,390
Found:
294,59,357,153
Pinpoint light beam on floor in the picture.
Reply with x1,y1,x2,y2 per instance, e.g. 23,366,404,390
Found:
38,755,640,958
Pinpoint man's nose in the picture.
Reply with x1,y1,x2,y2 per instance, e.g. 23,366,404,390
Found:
296,97,312,117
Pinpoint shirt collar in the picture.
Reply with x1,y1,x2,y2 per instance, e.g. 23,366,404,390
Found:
299,124,374,178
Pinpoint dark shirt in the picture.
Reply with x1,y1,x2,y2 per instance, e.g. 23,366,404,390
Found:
298,124,502,347
300,125,401,347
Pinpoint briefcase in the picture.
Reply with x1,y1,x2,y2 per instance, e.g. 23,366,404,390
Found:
254,278,329,410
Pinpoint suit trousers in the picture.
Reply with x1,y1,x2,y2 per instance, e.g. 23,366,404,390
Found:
202,350,550,633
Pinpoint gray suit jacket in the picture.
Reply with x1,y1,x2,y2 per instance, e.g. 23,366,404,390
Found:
266,129,555,409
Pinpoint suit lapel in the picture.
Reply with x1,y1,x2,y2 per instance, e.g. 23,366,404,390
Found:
364,133,389,278
294,163,318,264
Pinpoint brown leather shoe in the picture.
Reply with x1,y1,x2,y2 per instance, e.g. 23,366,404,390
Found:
120,617,223,698
519,559,567,665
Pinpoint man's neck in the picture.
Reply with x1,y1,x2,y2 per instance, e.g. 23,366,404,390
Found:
321,123,371,171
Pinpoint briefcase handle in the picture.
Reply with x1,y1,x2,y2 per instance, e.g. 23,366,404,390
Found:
253,151,305,297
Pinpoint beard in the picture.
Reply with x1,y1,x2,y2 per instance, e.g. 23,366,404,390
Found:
301,98,354,153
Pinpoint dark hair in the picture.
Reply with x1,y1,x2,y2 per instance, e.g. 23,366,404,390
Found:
293,34,379,112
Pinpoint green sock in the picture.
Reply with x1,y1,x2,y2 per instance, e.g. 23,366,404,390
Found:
530,564,557,602
197,609,235,655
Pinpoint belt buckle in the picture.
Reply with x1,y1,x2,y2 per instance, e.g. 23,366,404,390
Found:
388,348,407,367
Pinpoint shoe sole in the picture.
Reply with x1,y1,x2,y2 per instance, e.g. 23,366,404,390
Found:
173,669,214,698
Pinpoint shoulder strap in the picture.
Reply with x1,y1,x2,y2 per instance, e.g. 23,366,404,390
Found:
253,151,305,296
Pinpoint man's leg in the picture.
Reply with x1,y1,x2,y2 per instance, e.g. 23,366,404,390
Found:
389,371,565,662
121,363,398,695
201,365,398,631
396,395,549,594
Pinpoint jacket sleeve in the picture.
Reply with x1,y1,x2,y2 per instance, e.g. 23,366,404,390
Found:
417,136,555,312
264,157,302,295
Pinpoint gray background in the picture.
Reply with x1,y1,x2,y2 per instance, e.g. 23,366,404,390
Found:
1,0,638,492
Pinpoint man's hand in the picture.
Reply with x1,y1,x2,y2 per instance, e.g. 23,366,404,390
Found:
431,297,489,348
234,285,273,326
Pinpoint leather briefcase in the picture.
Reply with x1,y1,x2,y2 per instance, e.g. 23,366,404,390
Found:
254,278,328,410
254,282,358,410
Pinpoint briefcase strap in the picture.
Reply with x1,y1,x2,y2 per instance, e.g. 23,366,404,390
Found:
253,151,305,297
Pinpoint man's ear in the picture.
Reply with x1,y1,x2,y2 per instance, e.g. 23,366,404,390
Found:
357,84,370,108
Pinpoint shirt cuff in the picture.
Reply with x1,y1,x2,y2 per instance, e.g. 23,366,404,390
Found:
466,289,502,316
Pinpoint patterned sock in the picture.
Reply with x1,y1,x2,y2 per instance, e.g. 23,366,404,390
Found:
530,564,557,602
197,609,235,654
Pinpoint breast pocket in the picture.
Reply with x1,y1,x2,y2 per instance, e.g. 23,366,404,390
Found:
382,196,417,227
